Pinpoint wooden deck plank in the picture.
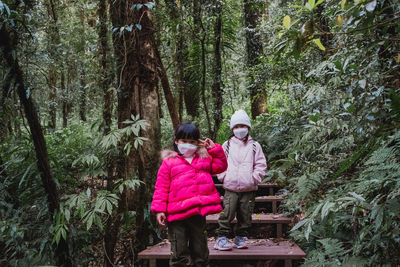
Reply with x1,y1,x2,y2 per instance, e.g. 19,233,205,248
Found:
206,213,292,224
215,183,279,188
138,239,306,260
220,196,283,202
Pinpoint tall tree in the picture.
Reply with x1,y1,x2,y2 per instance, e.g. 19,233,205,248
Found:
79,8,87,122
61,70,68,127
164,0,188,123
184,0,203,118
0,24,71,266
212,0,223,140
155,46,180,129
199,0,212,135
243,0,267,118
98,0,112,134
44,0,61,130
108,0,161,265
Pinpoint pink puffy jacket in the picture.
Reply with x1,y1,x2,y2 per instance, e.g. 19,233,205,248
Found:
151,144,227,222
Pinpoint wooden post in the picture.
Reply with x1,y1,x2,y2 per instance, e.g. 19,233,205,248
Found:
277,223,283,238
285,259,292,267
269,187,274,196
149,259,156,267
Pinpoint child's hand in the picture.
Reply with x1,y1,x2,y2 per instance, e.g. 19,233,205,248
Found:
198,138,216,150
156,212,166,226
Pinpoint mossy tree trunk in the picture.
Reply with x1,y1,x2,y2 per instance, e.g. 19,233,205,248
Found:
243,0,268,119
107,0,161,265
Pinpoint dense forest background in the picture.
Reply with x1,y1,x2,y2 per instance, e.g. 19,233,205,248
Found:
0,0,399,266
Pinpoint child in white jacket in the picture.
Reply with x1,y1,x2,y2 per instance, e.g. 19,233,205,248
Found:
214,110,267,250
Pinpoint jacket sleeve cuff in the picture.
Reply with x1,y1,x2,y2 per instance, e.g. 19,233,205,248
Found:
207,143,223,156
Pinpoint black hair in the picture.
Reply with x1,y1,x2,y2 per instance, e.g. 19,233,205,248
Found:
173,123,200,153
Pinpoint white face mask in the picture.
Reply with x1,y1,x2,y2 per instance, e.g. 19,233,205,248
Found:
233,128,248,139
177,143,197,157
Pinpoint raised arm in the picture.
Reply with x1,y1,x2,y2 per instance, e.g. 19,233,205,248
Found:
207,143,228,175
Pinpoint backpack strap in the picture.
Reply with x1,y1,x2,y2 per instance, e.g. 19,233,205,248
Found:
253,142,256,164
225,139,231,158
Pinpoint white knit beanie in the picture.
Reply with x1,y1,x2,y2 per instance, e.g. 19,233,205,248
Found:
229,109,251,129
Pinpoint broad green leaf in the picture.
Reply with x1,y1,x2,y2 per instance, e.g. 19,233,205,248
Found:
309,113,320,123
86,213,93,230
349,192,365,201
313,38,326,51
336,15,343,27
365,0,376,12
308,0,316,9
341,0,346,9
55,231,60,244
61,228,67,241
375,208,383,231
321,202,335,220
144,2,155,9
291,218,309,231
283,15,291,29
359,79,367,89
315,0,324,7
19,163,33,188
64,209,70,222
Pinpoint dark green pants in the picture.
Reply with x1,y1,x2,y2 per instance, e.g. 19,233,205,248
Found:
216,190,256,237
167,215,209,267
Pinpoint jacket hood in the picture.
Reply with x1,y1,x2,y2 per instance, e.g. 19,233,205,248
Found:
230,109,251,129
160,148,209,160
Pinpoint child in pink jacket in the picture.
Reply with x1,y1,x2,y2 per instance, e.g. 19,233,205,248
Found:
151,123,227,266
214,110,267,251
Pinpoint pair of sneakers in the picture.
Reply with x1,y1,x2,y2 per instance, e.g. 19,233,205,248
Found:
214,236,247,251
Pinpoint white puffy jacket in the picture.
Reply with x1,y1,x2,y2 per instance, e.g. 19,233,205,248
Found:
217,136,267,192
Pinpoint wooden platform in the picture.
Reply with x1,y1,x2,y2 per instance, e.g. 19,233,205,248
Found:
215,182,279,195
206,213,291,224
220,195,283,213
214,182,279,188
206,213,291,238
138,239,305,267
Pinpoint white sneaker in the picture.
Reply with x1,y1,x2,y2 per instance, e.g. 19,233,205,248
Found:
214,236,233,251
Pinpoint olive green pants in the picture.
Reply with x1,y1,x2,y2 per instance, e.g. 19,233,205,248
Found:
216,190,256,237
167,215,209,267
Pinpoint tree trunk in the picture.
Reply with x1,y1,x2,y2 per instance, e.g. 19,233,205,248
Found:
243,0,267,119
1,69,12,138
200,33,211,136
154,46,180,129
152,1,179,129
61,71,68,128
211,0,223,140
108,1,161,265
184,0,202,118
0,25,71,267
48,66,57,129
165,0,188,125
194,0,212,135
99,0,113,134
79,10,87,122
44,0,61,130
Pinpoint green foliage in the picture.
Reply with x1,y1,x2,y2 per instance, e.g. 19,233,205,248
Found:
254,0,400,265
